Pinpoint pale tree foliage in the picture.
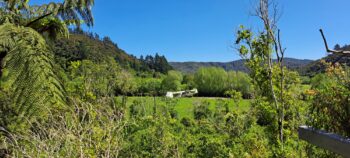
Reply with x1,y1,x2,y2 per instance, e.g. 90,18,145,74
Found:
116,70,137,107
161,70,183,91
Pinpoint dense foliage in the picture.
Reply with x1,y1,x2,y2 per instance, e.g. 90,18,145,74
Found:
305,61,350,157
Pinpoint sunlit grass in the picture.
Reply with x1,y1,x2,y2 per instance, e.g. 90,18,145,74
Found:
118,97,251,119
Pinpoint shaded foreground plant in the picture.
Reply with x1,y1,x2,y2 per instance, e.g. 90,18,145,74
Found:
1,97,124,157
0,0,95,131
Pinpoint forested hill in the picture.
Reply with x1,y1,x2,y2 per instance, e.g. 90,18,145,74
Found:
170,58,313,74
52,29,173,73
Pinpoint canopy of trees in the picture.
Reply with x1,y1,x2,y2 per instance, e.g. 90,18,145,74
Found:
194,67,252,97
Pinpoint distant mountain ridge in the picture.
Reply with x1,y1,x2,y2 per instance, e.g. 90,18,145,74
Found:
170,58,313,74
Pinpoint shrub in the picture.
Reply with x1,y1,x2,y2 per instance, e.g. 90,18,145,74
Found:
193,101,212,120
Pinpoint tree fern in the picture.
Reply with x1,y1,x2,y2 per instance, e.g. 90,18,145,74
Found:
0,0,94,131
0,22,66,129
26,0,94,27
1,0,94,39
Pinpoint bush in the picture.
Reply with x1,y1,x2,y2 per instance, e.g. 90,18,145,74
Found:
193,101,212,120
181,117,195,127
129,100,145,118
309,62,350,137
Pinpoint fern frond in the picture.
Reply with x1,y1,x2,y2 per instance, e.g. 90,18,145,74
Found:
0,22,66,126
27,0,94,27
1,0,93,39
28,16,69,40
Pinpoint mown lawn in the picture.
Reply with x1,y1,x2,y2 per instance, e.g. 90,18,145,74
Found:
118,97,251,119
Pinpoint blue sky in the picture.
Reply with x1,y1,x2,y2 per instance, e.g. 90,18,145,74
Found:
30,0,350,62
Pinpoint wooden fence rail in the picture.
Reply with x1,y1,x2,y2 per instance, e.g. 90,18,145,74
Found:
298,126,350,158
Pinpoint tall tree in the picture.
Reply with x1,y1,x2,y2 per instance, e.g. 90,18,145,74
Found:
236,0,292,153
161,70,183,91
194,67,228,96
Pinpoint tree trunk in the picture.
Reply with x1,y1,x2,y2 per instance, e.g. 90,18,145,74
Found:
279,61,285,150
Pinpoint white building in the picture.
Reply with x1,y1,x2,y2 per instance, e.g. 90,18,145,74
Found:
165,89,198,98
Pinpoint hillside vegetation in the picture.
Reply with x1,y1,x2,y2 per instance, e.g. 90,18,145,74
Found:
53,29,173,73
170,58,313,74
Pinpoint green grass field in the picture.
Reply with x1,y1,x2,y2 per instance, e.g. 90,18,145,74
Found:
118,97,251,119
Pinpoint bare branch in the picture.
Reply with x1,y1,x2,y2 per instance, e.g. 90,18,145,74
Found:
320,29,350,55
278,29,285,63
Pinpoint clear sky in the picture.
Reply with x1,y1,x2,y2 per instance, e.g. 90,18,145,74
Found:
30,0,350,62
